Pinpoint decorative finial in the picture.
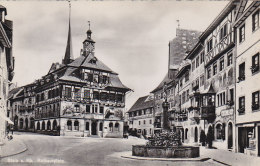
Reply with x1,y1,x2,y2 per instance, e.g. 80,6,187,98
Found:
176,20,180,29
68,0,71,21
88,21,91,30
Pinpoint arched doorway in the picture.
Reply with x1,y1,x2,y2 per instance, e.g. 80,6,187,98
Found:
47,121,51,130
185,128,188,139
19,118,24,129
30,118,34,129
53,120,57,130
91,121,97,135
42,121,45,130
25,118,29,130
194,127,198,142
228,122,233,149
14,115,18,130
37,122,40,130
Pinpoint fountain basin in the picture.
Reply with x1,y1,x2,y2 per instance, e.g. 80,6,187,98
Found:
132,145,199,158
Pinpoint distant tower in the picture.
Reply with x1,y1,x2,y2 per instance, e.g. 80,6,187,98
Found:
82,21,95,56
63,1,74,65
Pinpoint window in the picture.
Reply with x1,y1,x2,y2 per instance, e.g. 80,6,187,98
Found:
220,23,227,40
238,96,245,114
196,56,200,68
93,74,99,83
86,122,89,130
86,105,90,113
238,62,245,81
192,60,195,71
207,66,211,79
213,62,217,75
109,93,115,101
207,38,213,52
252,10,259,31
186,90,189,102
84,89,90,99
67,120,72,130
74,121,79,131
109,123,113,132
99,123,103,131
216,124,222,139
143,120,146,125
74,88,81,99
220,57,224,71
251,53,259,74
239,24,245,43
100,92,108,101
115,123,119,132
200,52,204,64
150,119,152,124
229,88,234,103
100,106,104,114
227,53,233,66
93,91,100,100
252,91,259,110
200,75,205,87
87,73,93,82
92,104,98,113
185,73,189,82
139,121,141,125
74,105,80,112
65,87,72,98
116,94,123,102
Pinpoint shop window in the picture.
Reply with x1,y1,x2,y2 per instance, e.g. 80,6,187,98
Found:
251,53,259,74
252,10,259,31
67,120,72,130
252,91,259,111
239,24,245,43
238,62,245,81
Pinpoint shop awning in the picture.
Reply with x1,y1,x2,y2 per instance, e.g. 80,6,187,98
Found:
0,112,14,125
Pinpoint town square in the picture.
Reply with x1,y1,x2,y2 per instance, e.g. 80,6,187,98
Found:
0,0,260,165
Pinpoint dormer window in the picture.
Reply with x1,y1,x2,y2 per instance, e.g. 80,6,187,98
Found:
89,57,97,64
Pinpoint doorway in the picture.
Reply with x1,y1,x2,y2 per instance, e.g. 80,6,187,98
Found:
91,121,97,135
228,122,233,149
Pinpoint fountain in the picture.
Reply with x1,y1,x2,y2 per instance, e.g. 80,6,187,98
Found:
132,83,200,158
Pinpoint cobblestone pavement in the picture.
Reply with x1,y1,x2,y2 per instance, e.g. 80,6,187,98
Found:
0,132,223,166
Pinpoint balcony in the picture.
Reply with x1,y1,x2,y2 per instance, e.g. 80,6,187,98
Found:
200,106,216,119
188,109,200,121
154,122,161,128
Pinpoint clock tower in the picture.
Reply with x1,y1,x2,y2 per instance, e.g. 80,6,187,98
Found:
82,21,95,56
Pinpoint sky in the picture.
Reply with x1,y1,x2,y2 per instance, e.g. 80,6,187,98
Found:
2,0,228,110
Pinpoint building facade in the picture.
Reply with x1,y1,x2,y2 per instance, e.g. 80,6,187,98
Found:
0,5,14,144
234,1,260,156
127,95,154,137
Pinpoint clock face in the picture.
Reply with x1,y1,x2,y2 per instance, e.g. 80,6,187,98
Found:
86,43,95,52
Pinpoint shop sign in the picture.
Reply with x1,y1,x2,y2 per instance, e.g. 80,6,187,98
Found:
221,109,233,117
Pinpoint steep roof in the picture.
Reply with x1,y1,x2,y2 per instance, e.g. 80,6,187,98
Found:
8,87,23,99
128,95,154,113
151,73,172,93
69,53,113,72
106,74,131,91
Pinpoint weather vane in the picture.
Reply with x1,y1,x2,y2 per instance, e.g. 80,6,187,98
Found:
88,21,91,30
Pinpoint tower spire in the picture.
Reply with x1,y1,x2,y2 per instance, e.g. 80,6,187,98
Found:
63,0,74,65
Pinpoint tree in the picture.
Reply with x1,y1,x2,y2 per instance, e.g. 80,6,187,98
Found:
206,126,214,148
200,130,206,146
